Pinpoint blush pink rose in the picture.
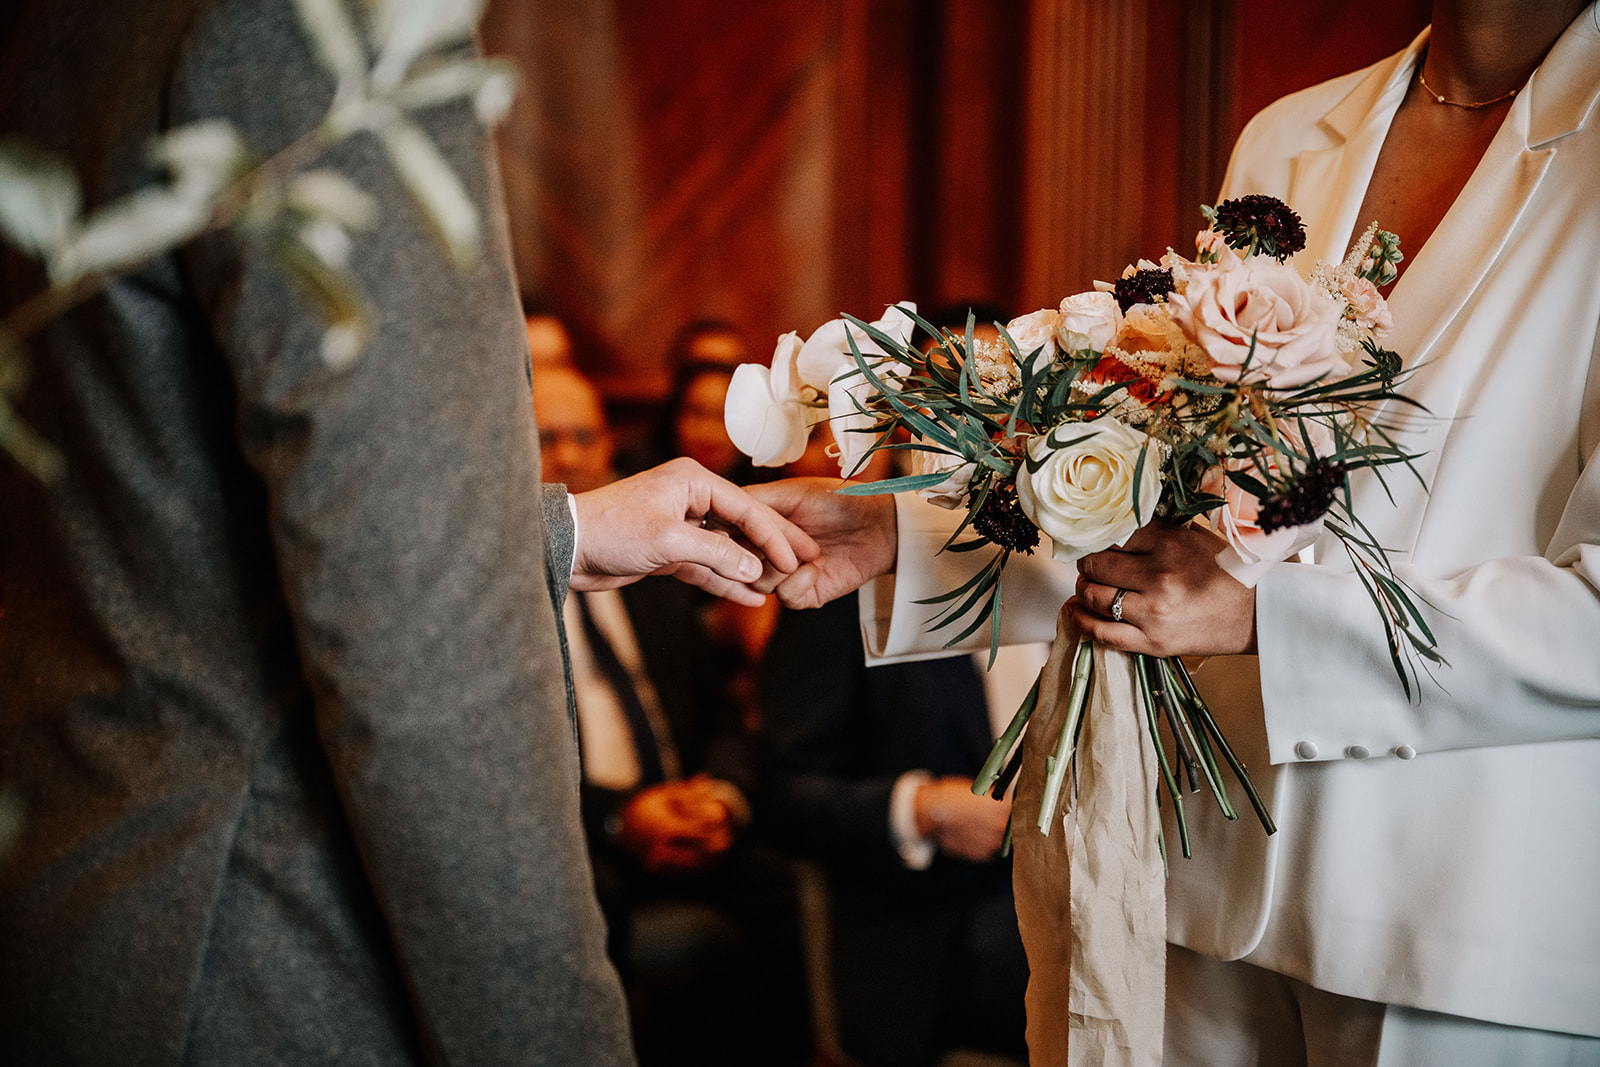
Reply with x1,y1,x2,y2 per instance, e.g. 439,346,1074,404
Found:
1170,258,1344,388
1201,462,1324,587
1202,418,1336,586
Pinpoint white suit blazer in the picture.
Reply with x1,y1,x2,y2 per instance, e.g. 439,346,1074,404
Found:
864,12,1600,1035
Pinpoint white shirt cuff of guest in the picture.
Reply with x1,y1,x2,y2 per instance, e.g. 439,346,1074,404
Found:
889,770,936,870
566,491,579,584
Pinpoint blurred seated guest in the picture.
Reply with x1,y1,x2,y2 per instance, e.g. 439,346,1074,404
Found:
668,318,754,370
525,308,577,372
662,323,756,482
531,367,808,1065
760,414,1043,1067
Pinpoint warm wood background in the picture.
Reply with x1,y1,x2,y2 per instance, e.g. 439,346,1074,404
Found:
482,0,1430,405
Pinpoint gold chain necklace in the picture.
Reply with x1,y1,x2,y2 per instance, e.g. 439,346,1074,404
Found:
1417,67,1520,109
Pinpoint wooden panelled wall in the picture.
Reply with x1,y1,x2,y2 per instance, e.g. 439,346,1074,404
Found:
482,0,1428,403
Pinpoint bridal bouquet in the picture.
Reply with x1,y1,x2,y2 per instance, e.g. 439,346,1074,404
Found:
726,196,1434,856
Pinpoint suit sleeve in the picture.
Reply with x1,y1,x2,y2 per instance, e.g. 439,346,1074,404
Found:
172,6,629,1063
541,483,576,598
1251,369,1600,764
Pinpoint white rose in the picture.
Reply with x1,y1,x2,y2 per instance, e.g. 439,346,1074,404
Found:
1015,417,1162,562
724,331,817,467
1005,308,1062,364
909,450,977,509
1056,291,1123,352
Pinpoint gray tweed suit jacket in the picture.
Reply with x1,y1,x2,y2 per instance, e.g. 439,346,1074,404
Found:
0,1,631,1063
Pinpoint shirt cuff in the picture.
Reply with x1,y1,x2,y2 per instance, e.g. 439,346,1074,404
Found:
889,770,935,870
565,491,579,585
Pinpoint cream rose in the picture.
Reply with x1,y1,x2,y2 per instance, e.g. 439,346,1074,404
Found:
1056,291,1123,352
1170,258,1344,388
1005,308,1062,364
1015,417,1162,562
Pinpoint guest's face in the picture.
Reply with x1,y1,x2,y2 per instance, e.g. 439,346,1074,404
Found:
532,369,613,494
673,371,741,477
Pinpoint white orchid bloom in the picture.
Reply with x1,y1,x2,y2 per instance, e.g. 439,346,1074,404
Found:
792,303,916,476
795,302,917,391
724,331,817,467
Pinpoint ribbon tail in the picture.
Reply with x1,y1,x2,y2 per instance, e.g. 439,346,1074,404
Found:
1012,609,1167,1066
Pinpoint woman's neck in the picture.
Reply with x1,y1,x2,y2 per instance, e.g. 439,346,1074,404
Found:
1424,0,1588,102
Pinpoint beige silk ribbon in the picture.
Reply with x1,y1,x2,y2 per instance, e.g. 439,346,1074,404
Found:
1012,608,1166,1066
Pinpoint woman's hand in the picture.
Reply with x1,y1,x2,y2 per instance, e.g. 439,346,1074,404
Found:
1067,523,1258,657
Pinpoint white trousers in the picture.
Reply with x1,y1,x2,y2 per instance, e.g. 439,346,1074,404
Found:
1165,944,1600,1067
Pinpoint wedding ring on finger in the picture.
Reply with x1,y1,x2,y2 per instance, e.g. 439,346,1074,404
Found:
1111,588,1129,623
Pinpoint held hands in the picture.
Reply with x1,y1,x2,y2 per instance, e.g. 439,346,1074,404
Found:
617,776,744,876
572,458,819,606
1067,522,1257,657
913,776,1012,864
742,478,898,609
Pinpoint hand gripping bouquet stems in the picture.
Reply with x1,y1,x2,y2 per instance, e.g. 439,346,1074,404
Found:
727,197,1433,1063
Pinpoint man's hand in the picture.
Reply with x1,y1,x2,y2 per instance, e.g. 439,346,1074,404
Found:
1067,523,1257,657
572,458,818,606
743,478,898,610
913,776,1011,864
617,777,741,875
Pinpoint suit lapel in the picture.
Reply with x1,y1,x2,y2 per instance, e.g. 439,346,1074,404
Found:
1296,14,1599,559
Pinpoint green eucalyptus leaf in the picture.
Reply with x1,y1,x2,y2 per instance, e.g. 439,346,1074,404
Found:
50,187,212,284
391,57,519,126
0,140,81,257
835,470,956,495
287,169,379,230
374,117,480,269
292,0,369,98
369,0,487,93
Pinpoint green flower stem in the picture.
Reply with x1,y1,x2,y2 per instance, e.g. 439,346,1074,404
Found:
1137,654,1190,859
1160,658,1236,821
1169,658,1276,836
1145,656,1199,791
972,669,1041,797
1035,640,1093,836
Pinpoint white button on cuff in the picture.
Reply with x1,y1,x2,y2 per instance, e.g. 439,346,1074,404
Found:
1294,740,1319,760
1346,745,1370,760
1395,744,1417,760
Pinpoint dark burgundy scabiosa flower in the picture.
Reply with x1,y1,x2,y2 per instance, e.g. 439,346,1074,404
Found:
1211,195,1307,262
972,481,1040,554
1112,268,1175,312
1257,460,1347,534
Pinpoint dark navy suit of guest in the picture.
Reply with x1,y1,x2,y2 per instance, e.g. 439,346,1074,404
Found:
760,594,1028,1067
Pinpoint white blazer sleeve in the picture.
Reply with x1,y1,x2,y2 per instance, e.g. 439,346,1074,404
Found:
860,494,1077,664
1254,430,1600,766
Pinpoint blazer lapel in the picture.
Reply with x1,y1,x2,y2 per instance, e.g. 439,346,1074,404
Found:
1285,30,1425,269
1359,11,1598,558
1295,12,1600,560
